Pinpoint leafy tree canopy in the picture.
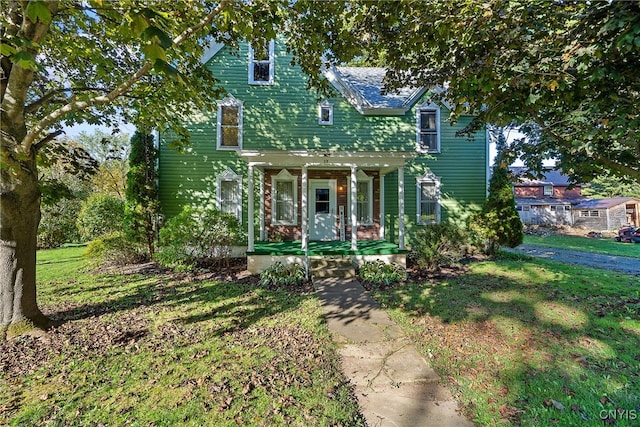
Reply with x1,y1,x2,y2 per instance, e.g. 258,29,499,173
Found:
286,0,640,182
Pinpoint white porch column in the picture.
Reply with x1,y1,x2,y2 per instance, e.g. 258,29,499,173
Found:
379,174,385,240
398,167,406,250
350,165,358,251
259,168,265,241
247,164,255,252
301,166,308,251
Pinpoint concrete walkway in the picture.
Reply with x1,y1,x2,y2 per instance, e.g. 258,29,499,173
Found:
314,277,474,427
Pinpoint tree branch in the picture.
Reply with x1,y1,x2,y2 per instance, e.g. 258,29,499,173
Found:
25,86,104,113
32,129,65,153
22,0,229,152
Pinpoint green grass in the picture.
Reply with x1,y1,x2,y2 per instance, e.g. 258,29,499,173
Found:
1,247,364,426
374,256,640,426
523,234,640,258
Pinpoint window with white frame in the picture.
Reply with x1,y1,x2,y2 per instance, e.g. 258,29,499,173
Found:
347,170,373,225
417,172,441,224
248,40,274,85
217,168,242,221
416,103,440,152
217,96,242,149
318,101,333,125
271,169,298,225
543,185,553,196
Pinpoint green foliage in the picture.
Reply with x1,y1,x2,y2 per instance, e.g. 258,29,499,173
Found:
37,137,97,205
76,194,125,242
259,262,306,287
582,174,640,199
358,261,406,288
410,222,471,271
37,198,82,249
469,130,523,255
286,0,640,182
84,232,147,266
124,131,158,256
155,205,244,271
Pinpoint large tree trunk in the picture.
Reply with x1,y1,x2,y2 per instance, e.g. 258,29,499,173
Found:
0,144,49,340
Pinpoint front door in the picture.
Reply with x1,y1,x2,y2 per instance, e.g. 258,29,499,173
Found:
310,180,337,240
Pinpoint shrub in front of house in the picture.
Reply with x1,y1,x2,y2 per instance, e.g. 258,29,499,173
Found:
358,260,407,288
259,262,306,287
154,205,244,271
410,222,471,271
85,231,147,266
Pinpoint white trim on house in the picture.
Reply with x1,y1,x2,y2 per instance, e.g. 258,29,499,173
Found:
217,95,243,150
248,40,275,85
216,168,243,221
200,41,224,65
271,169,299,225
416,171,441,225
416,101,441,153
239,150,416,174
347,169,373,226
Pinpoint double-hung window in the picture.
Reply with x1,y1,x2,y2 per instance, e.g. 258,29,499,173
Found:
217,96,242,150
248,40,274,85
347,171,373,225
272,169,298,225
416,103,440,153
417,172,441,224
217,168,242,221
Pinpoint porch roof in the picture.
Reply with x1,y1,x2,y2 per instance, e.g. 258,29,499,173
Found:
239,149,416,174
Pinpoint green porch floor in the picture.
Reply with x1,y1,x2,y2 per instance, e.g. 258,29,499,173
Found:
248,240,407,256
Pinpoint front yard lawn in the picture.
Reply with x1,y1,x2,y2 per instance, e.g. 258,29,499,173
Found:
523,234,640,258
374,254,640,426
0,247,364,426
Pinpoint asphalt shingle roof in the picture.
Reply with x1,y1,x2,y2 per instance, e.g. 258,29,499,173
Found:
334,67,421,110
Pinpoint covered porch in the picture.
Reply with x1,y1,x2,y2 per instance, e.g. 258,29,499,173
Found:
240,149,416,273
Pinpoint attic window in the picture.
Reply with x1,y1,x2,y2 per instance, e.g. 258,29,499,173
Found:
248,40,274,85
416,103,440,153
543,185,553,196
318,101,333,125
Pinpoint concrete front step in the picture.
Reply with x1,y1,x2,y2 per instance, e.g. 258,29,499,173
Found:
310,257,356,279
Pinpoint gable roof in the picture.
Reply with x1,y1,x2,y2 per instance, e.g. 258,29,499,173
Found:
323,66,426,116
510,167,576,187
574,197,640,209
200,41,430,115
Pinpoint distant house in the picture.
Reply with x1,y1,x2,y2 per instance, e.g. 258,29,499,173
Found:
573,197,640,230
510,167,585,225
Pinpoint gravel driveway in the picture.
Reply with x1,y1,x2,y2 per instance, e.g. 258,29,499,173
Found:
507,244,640,276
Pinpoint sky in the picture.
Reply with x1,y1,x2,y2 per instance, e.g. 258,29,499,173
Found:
63,122,136,139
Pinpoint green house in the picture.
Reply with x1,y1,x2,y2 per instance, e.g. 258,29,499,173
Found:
158,40,489,272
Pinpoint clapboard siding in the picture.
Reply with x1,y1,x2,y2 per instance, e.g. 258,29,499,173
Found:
158,39,488,236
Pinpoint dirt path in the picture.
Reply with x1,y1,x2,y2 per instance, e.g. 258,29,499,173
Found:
508,244,640,276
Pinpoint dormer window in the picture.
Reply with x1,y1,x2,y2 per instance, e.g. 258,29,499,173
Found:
416,103,440,153
318,101,333,125
248,40,274,85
